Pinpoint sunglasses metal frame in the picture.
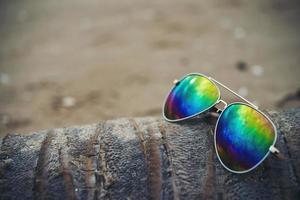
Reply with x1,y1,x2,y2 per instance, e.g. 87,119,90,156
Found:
162,72,280,173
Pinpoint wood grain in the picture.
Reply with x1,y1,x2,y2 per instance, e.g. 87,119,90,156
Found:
0,109,299,200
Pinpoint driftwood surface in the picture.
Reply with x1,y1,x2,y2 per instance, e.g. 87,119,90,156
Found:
0,108,299,200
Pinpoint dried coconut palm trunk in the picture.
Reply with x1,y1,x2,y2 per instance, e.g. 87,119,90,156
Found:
0,109,299,200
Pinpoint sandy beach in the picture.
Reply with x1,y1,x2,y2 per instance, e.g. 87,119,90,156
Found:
0,0,299,136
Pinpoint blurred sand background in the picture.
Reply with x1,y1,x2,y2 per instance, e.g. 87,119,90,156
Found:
0,0,300,136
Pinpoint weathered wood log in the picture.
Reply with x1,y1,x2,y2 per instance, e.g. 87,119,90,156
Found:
0,108,299,200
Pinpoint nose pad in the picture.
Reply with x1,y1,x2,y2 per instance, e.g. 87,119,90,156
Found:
215,99,228,113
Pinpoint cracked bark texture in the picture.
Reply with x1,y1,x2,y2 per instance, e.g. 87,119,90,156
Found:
0,108,299,200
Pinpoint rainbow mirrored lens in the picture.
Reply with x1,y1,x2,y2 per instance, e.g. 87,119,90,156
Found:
164,74,220,121
215,103,276,172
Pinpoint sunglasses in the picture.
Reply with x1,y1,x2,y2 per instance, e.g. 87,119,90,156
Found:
162,73,281,173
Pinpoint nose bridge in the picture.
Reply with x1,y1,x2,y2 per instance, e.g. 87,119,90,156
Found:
215,99,228,113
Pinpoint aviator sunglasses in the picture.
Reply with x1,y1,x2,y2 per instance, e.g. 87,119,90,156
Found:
162,73,281,173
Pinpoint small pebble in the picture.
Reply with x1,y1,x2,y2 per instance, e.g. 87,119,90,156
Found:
62,96,76,108
251,65,264,77
238,86,248,97
236,61,248,71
